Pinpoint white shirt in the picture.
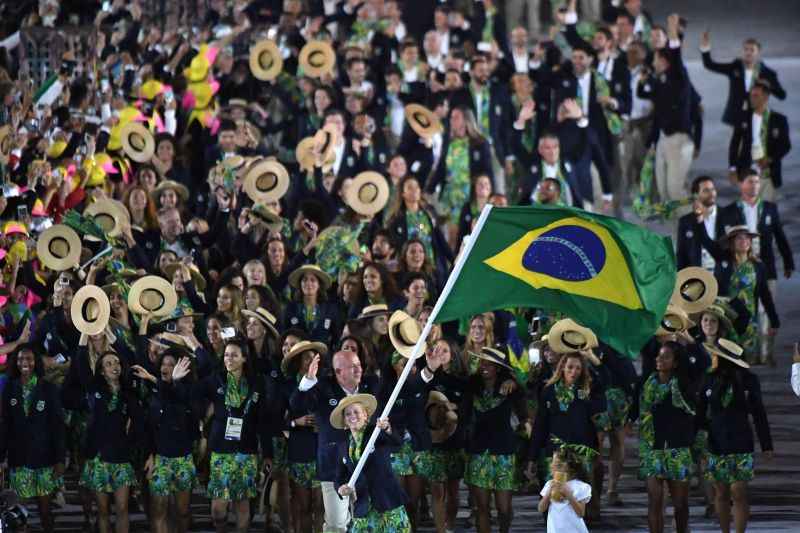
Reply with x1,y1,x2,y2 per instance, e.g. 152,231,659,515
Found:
387,94,406,138
576,71,592,117
437,30,450,56
597,56,614,82
791,363,800,398
745,67,755,92
628,66,654,120
701,205,718,271
543,162,559,179
542,479,591,533
513,50,530,73
751,110,764,159
333,139,346,176
741,200,761,256
427,53,445,73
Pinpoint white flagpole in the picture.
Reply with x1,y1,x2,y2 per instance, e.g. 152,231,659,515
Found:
346,204,494,487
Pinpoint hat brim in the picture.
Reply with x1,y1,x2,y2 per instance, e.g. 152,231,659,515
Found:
152,180,190,203
673,267,718,314
404,104,442,139
127,275,178,317
288,265,332,291
249,40,284,81
244,161,290,203
703,343,750,369
548,319,599,354
71,285,111,336
388,311,422,359
120,122,156,163
329,394,377,430
469,350,513,371
84,199,129,238
345,172,390,216
241,309,280,339
298,41,336,78
36,225,82,271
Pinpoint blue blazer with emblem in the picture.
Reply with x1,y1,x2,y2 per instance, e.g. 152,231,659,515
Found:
283,300,343,348
0,378,65,469
290,374,381,482
335,423,407,518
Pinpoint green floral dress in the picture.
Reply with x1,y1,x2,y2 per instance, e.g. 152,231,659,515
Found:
9,377,65,499
149,454,196,496
405,209,435,261
594,387,631,433
207,374,259,500
441,137,471,221
81,391,138,493
728,260,759,361
349,430,412,533
637,375,695,481
463,391,516,491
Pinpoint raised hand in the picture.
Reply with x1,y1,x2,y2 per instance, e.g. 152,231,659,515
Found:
306,354,320,380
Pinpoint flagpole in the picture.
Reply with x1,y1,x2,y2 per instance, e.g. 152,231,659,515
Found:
346,204,494,488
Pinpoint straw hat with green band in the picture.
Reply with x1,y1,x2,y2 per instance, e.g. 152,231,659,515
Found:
329,393,377,430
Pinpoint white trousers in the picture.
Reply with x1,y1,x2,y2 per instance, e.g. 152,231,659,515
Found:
655,131,694,203
320,481,350,533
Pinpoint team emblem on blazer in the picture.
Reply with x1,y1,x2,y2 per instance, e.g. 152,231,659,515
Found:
690,356,696,364
9,398,17,406
721,261,729,268
95,392,102,399
252,392,260,403
217,387,224,395
347,156,354,166
562,80,569,87
379,153,386,164
772,128,779,138
271,370,278,378
329,398,338,406
659,74,666,83
36,400,45,412
706,389,712,397
686,230,694,238
565,162,572,172
765,215,771,225
324,319,331,329
410,160,421,172
473,150,480,160
495,105,501,116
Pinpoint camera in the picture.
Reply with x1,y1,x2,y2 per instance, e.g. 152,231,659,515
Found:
0,496,29,532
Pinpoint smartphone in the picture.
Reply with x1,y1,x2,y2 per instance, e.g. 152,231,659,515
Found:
17,205,29,220
54,354,67,364
101,78,110,92
302,219,315,231
221,327,236,339
529,316,541,336
102,1,111,12
166,322,177,333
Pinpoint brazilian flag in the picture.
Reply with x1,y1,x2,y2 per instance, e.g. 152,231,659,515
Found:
434,206,675,357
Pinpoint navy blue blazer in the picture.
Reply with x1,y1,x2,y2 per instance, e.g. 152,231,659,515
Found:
290,375,381,481
701,53,786,126
82,384,145,464
676,210,725,270
335,424,407,517
283,300,343,348
0,378,66,469
696,371,772,455
146,380,201,458
728,110,791,187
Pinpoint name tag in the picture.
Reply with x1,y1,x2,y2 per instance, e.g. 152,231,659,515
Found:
225,417,244,441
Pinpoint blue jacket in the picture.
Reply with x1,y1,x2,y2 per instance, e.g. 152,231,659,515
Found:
0,378,66,469
82,384,145,464
290,375,381,481
146,380,201,458
335,424,407,518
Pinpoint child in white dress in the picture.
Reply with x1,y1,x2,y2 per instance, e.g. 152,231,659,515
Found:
538,450,593,533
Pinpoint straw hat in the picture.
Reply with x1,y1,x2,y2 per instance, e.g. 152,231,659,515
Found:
154,304,203,324
148,332,190,351
242,307,280,339
655,303,696,337
249,40,283,81
296,136,334,172
388,310,422,359
548,319,599,354
288,264,332,291
161,262,207,291
36,225,82,271
84,199,129,238
469,346,514,371
357,304,390,321
345,172,390,216
703,338,750,369
244,160,289,203
298,40,336,78
312,124,339,167
0,125,12,164
249,204,283,233
673,267,718,314
71,285,111,336
281,340,329,376
720,225,759,247
427,391,459,444
120,122,155,163
700,303,735,334
127,275,178,317
151,179,190,204
329,393,377,430
404,104,443,139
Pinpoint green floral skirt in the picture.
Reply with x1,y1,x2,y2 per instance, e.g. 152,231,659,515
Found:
350,504,411,533
149,454,197,496
594,387,631,433
207,452,259,501
272,436,289,473
691,430,709,464
638,446,693,481
705,453,754,484
288,461,320,489
427,449,466,482
10,466,64,499
465,451,516,491
81,457,137,493
390,442,435,479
